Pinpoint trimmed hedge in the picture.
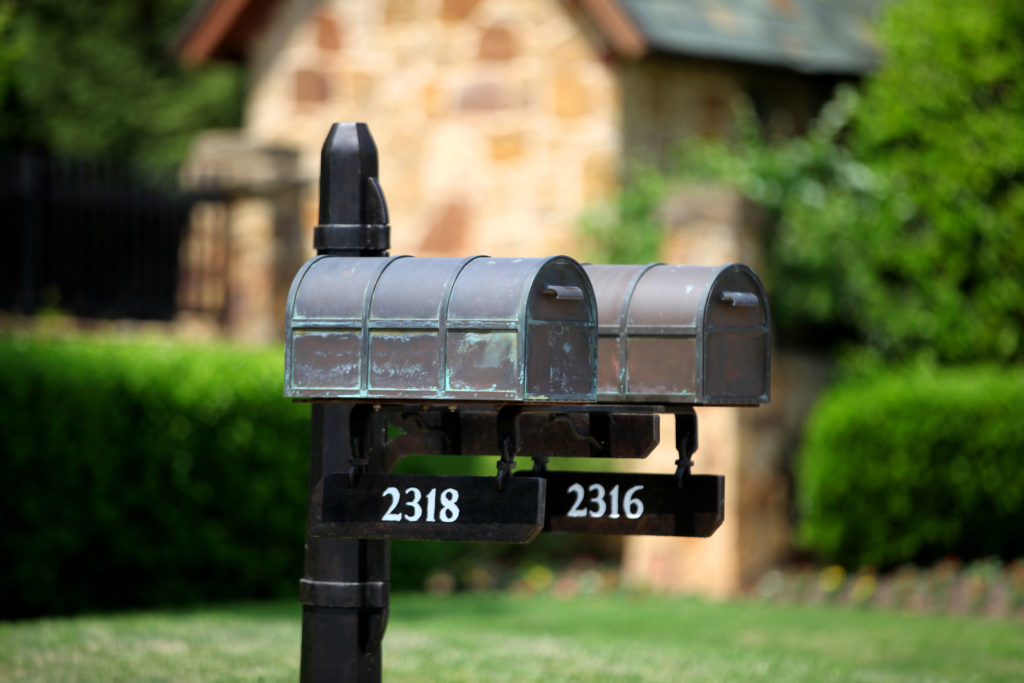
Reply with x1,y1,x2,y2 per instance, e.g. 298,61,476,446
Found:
0,336,605,617
797,365,1024,567
0,336,311,617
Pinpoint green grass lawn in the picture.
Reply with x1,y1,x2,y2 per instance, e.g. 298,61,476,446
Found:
2,593,1022,682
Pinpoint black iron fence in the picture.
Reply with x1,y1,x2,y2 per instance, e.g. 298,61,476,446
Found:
0,151,227,322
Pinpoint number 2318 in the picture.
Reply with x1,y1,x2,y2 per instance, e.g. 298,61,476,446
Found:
381,486,459,523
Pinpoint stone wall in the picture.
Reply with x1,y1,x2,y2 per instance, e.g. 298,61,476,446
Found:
621,55,841,168
179,131,305,342
242,0,621,260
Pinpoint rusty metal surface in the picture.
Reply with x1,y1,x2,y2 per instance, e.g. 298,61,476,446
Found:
585,263,770,405
702,263,771,403
286,255,598,403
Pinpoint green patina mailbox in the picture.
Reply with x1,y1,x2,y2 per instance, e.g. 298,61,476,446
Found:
285,254,597,403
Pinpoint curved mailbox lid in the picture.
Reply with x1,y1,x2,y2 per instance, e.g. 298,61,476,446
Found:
286,255,597,402
584,263,770,405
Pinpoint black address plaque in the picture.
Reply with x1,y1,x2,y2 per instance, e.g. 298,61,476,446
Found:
316,473,546,543
535,472,724,537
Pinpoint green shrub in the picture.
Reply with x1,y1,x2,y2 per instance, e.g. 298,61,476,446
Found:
0,335,608,616
797,364,1024,567
756,0,1024,363
0,335,311,617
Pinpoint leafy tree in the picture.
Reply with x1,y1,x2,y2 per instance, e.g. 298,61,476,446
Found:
0,0,241,168
586,0,1024,365
843,0,1024,363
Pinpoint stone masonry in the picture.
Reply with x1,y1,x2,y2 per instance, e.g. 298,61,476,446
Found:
242,0,621,260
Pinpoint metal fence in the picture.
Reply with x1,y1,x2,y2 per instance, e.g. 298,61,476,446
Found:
0,151,228,322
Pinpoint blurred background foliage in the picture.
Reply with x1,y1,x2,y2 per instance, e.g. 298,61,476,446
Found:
0,0,241,168
586,0,1024,568
0,337,308,617
5,0,1024,617
586,0,1024,366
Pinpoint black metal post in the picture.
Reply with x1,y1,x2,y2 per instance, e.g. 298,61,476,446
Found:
300,123,390,683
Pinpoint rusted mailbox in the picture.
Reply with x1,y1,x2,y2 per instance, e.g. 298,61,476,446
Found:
286,254,597,403
585,263,770,405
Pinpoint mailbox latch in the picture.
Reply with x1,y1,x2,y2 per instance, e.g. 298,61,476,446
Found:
720,290,759,307
542,285,585,301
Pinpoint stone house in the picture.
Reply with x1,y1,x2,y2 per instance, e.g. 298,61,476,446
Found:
177,0,874,595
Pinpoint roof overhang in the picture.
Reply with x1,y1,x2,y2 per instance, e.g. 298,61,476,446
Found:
572,0,648,59
176,0,278,65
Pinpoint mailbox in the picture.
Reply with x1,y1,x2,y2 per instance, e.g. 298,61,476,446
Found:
291,123,771,681
584,263,770,405
286,254,597,403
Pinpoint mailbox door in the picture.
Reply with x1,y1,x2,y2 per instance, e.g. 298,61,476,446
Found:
700,264,770,404
525,257,597,402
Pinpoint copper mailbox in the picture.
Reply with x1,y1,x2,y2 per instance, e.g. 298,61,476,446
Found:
584,263,770,405
286,255,597,403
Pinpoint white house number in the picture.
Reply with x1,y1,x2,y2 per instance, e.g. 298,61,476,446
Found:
566,483,644,519
381,486,460,523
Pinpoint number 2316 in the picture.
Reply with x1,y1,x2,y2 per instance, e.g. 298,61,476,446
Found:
566,483,644,519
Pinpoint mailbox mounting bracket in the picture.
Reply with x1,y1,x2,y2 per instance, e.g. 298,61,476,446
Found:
359,404,662,472
360,403,699,489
